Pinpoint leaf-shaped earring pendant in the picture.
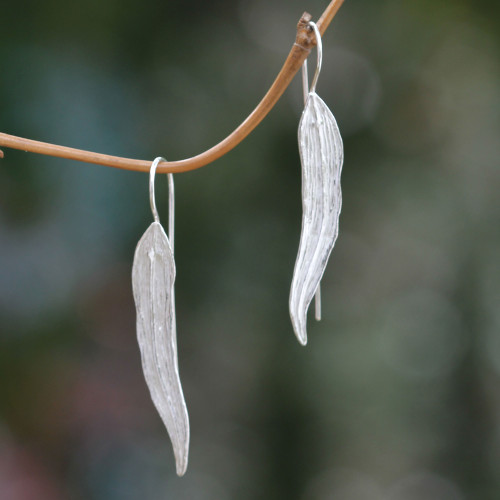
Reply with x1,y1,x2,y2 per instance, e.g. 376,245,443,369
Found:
290,22,344,345
132,157,189,476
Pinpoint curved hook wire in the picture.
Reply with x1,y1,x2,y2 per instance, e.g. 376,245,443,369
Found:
149,156,175,251
301,21,323,97
149,157,163,224
309,22,323,94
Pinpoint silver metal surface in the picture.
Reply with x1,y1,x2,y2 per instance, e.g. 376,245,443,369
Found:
132,159,189,476
290,91,344,345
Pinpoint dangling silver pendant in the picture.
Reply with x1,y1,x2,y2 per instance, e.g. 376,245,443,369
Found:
289,22,344,345
132,157,189,476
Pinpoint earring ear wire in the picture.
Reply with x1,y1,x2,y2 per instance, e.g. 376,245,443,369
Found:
149,157,175,249
308,21,323,95
301,21,325,322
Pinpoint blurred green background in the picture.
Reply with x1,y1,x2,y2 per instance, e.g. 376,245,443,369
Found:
1,0,499,498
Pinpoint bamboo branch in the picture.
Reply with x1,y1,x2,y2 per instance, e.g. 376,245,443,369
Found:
0,0,344,174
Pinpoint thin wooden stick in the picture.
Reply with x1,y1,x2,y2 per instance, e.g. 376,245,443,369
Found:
0,0,344,173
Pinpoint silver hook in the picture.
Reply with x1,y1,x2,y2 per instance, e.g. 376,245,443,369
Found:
149,156,175,252
301,21,323,97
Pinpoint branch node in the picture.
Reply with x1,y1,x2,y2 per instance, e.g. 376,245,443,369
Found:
296,12,316,50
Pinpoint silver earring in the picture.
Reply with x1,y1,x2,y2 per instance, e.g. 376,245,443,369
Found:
132,157,190,476
290,21,344,345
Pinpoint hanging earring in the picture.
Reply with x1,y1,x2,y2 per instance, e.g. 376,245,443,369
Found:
289,21,344,346
131,157,190,476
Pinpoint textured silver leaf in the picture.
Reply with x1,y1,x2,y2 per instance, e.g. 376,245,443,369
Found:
290,92,344,345
132,221,189,476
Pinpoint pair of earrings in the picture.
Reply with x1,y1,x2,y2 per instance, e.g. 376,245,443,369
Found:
131,21,343,477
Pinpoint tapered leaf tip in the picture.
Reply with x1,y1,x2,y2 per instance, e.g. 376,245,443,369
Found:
291,317,308,346
298,335,308,347
176,457,188,477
